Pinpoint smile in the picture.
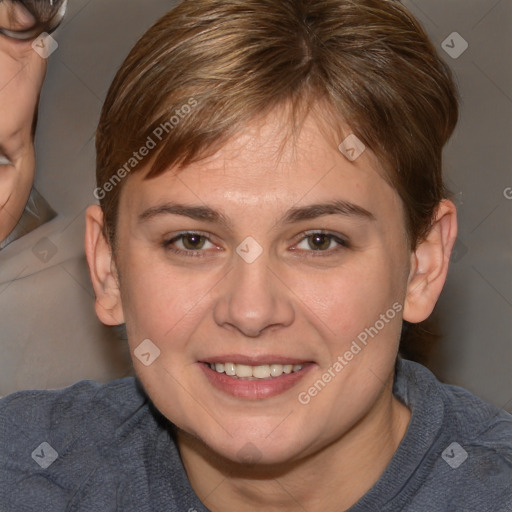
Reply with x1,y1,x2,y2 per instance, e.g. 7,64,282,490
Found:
205,362,304,379
199,359,314,400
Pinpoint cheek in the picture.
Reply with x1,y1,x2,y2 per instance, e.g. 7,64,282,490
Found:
119,250,216,344
288,256,405,339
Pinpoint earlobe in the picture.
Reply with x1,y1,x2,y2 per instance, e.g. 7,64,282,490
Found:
84,205,125,326
403,199,458,323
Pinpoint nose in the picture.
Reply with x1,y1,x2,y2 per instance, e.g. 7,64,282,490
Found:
212,252,295,337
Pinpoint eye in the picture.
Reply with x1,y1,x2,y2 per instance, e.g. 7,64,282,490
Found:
293,231,349,253
163,232,217,256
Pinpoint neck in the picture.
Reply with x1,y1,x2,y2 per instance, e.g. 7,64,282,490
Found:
177,375,411,512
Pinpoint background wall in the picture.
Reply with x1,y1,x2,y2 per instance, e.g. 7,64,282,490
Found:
0,0,510,411
403,0,512,411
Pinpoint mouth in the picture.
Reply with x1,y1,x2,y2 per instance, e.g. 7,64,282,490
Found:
198,357,314,400
204,361,305,379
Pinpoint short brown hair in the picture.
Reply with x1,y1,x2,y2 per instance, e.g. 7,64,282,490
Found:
96,0,458,250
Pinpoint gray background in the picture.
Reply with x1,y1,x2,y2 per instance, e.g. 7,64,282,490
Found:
0,0,510,411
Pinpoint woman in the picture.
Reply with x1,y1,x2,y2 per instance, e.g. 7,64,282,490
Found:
1,1,511,510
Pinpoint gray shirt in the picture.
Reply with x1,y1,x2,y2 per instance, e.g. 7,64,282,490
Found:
0,359,511,511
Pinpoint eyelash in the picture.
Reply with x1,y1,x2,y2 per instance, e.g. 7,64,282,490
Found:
294,230,350,255
163,231,217,258
162,230,350,258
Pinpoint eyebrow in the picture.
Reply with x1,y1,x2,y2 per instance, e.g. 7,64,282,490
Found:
137,199,375,227
283,200,375,223
138,203,233,228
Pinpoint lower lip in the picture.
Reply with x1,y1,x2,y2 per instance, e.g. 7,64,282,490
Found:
198,363,315,400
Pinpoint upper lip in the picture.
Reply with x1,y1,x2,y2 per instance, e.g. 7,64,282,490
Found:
200,355,312,366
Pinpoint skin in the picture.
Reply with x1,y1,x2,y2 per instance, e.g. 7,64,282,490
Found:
0,1,47,241
86,107,457,511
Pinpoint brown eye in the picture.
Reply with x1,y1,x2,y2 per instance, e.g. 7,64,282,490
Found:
163,232,216,256
181,233,207,250
307,234,332,251
294,231,350,254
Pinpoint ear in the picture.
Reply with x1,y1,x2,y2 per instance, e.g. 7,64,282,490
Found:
403,199,458,323
84,205,125,326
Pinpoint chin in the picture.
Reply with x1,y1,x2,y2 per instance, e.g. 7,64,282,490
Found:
192,418,314,467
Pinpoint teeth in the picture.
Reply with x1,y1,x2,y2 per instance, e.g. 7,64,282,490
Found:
208,362,304,379
254,365,271,378
225,362,236,376
235,364,253,378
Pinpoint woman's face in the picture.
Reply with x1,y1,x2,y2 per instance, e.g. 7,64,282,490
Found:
0,4,47,240
112,109,414,465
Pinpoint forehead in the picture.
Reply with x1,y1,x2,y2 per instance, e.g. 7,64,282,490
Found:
119,108,401,223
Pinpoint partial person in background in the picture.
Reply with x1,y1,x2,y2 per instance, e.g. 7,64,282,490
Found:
0,0,133,398
0,0,67,246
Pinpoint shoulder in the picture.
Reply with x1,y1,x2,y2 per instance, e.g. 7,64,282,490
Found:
0,378,163,511
398,359,512,511
0,377,146,435
398,358,512,438
414,361,512,450
439,372,512,507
